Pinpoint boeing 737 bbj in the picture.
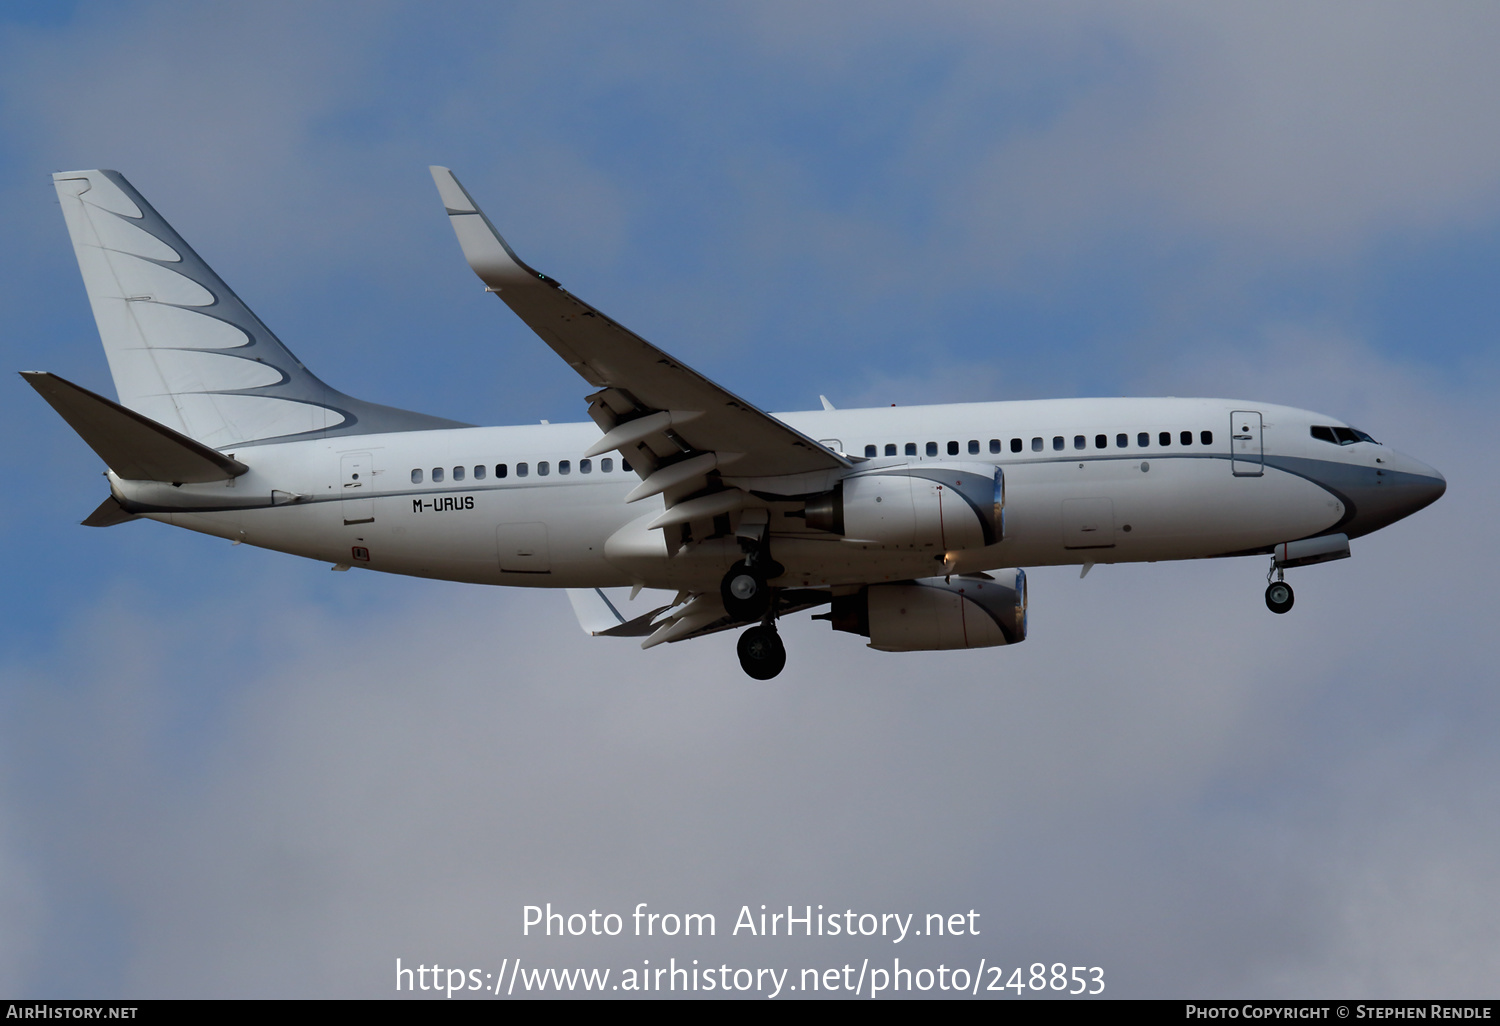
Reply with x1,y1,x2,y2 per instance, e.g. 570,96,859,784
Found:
25,168,1447,678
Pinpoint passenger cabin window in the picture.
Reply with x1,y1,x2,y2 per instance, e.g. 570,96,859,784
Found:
1052,436,1064,451
1181,431,1192,446
601,458,613,472
1200,431,1213,446
1159,432,1171,446
1116,434,1128,448
474,465,486,480
559,460,570,475
538,461,550,476
411,469,423,484
905,443,917,456
1138,432,1149,447
1095,434,1107,449
432,467,444,483
517,463,529,478
990,439,1002,454
495,464,508,478
580,459,592,473
947,441,959,456
926,442,938,457
968,440,980,455
1010,438,1022,453
1074,435,1086,450
885,444,897,456
453,466,465,481
1032,437,1043,452
865,445,877,458
621,459,632,472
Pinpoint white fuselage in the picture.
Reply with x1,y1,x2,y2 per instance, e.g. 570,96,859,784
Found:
113,396,1441,592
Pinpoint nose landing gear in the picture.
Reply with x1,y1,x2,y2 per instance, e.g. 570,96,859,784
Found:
1265,563,1294,614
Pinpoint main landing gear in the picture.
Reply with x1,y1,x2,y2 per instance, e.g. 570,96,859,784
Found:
721,560,771,621
724,525,787,679
737,623,786,680
1265,563,1295,614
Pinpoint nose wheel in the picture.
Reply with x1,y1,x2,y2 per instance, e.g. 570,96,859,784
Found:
1265,577,1295,614
737,624,786,680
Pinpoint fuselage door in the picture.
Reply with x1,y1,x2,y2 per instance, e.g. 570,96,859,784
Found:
1231,411,1263,477
340,452,375,524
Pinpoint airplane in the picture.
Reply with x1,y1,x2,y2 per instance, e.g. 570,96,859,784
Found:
24,168,1447,679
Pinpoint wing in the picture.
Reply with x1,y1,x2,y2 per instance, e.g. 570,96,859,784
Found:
429,167,849,507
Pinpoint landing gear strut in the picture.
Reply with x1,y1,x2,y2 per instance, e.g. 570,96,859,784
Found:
737,623,786,680
727,518,786,677
721,516,782,622
1265,564,1294,614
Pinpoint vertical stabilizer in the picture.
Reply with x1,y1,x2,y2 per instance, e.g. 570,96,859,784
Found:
52,170,466,448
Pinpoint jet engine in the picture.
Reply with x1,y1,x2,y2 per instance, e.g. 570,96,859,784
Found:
818,570,1027,651
801,463,1004,551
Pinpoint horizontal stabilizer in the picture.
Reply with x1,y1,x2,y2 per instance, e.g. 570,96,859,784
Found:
21,371,248,482
81,495,137,527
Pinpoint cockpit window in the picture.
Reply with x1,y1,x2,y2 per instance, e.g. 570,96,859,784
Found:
1312,425,1380,445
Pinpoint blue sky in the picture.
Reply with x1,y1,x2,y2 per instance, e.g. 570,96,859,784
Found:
2,1,1497,998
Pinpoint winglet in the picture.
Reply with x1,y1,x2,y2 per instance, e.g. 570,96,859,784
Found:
429,166,560,291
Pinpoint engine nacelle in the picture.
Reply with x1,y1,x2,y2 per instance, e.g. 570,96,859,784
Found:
802,463,1004,551
821,570,1027,651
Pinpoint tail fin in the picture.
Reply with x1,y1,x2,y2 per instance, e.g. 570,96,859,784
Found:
51,170,466,448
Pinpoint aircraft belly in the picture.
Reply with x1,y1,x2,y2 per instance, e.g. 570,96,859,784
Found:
990,457,1341,566
770,538,949,588
375,485,624,585
163,509,242,541
175,485,622,587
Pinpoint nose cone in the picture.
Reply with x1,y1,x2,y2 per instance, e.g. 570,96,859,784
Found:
1340,451,1446,538
1392,451,1446,509
1410,460,1447,510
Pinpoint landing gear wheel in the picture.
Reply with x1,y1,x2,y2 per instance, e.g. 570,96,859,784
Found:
1265,580,1295,614
721,561,770,621
737,625,786,680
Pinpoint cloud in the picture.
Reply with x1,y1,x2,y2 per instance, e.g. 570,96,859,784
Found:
726,2,1500,288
